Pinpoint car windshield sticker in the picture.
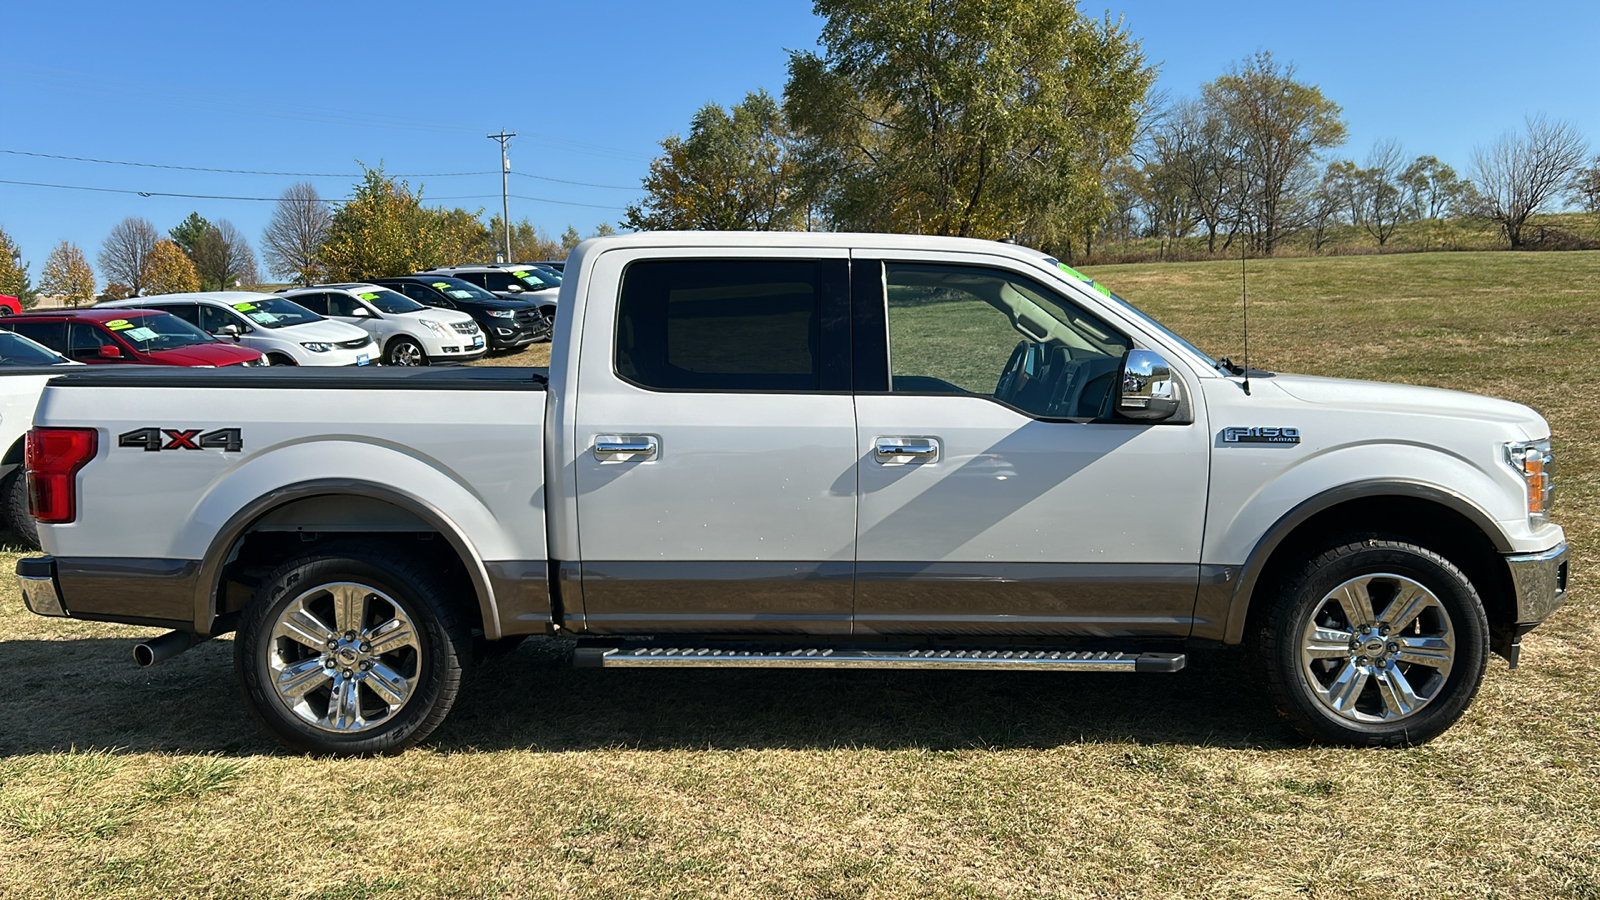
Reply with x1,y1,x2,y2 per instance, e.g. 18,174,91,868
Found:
124,326,159,341
233,302,257,312
105,319,133,330
1057,262,1113,298
246,312,279,325
358,292,380,301
431,282,451,290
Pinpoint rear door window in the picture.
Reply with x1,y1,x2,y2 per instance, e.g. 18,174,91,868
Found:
615,258,846,392
7,319,66,351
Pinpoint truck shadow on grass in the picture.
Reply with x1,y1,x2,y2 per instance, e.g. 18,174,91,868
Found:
0,636,1293,756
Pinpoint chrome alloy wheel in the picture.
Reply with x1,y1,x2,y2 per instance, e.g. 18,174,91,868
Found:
389,340,424,366
266,582,422,733
1299,573,1456,724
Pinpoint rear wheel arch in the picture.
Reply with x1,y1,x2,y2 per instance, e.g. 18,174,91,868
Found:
195,480,501,640
1225,482,1513,646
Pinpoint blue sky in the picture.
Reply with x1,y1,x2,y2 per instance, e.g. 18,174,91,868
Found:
3,0,1596,283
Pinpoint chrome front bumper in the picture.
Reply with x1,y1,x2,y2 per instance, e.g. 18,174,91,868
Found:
1506,543,1568,625
16,556,66,617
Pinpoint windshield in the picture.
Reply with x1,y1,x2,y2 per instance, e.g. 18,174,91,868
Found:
511,267,561,289
355,289,425,314
0,331,70,366
1045,258,1219,369
104,313,218,351
230,297,324,329
426,278,499,302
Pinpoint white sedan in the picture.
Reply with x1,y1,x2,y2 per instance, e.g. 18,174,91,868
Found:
281,285,485,366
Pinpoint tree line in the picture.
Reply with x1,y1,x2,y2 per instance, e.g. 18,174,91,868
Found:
0,167,616,306
624,0,1600,261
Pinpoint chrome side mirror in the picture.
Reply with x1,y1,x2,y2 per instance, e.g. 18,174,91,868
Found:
1117,349,1179,421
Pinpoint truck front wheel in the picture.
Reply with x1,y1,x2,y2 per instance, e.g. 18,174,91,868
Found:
1255,540,1489,747
235,543,472,755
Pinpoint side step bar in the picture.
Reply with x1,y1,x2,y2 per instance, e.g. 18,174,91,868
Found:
575,646,1186,673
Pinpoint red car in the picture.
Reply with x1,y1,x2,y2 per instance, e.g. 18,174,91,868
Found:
2,308,265,367
0,295,20,316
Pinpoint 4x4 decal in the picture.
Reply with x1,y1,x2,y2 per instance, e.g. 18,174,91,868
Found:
118,427,243,452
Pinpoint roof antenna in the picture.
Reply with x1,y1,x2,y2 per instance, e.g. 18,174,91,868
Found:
1239,241,1252,396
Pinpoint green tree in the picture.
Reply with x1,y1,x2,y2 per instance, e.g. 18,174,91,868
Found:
784,0,1154,242
1401,156,1469,220
591,223,616,238
1202,52,1346,254
0,225,35,306
39,241,95,307
433,207,493,265
487,217,563,262
145,240,200,294
169,212,211,258
560,225,581,250
625,89,806,232
322,166,493,279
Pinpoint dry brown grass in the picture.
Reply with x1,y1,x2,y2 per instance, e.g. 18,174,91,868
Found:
4,253,1600,897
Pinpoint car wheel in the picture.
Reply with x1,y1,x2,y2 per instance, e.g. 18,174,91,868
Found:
235,542,472,755
0,306,12,317
534,308,554,342
1255,539,1489,747
386,337,427,366
2,469,39,550
266,353,297,367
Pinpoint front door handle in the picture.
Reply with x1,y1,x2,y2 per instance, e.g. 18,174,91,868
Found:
875,437,940,464
593,435,659,460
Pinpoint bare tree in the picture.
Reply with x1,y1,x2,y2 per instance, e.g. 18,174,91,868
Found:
192,220,259,290
1358,140,1408,247
97,217,160,296
1148,99,1237,253
1571,157,1600,213
1470,115,1590,248
262,183,332,286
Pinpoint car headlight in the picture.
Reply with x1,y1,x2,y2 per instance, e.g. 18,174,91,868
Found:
300,342,333,352
488,309,516,319
1505,439,1555,526
419,319,449,337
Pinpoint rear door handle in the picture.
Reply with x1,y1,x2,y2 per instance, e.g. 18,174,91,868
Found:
593,435,658,461
875,437,940,464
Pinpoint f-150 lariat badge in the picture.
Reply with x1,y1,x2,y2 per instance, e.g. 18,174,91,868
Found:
1222,426,1300,445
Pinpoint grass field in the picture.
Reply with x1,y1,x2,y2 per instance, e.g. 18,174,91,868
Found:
3,252,1599,898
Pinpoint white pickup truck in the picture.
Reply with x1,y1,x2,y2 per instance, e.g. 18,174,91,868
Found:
15,233,1568,755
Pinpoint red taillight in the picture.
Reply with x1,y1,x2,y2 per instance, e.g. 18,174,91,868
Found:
27,428,98,524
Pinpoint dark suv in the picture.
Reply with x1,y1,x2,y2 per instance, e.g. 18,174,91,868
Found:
369,276,551,347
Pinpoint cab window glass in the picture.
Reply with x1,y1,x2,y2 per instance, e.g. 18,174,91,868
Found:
6,320,65,350
198,305,240,333
885,263,1130,419
68,322,109,359
294,293,330,315
616,259,827,391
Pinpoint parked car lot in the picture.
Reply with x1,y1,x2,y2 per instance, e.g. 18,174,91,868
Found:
1,308,264,367
369,275,551,347
0,294,20,316
281,284,485,365
97,292,374,366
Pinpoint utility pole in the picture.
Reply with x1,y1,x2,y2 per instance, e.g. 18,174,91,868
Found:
487,130,516,263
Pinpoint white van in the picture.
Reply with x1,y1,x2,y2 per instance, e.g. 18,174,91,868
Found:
97,292,374,366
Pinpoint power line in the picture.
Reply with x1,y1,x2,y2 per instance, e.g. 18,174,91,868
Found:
510,171,637,190
0,148,495,178
0,178,630,210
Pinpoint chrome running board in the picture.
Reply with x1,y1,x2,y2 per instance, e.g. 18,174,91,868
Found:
575,645,1186,673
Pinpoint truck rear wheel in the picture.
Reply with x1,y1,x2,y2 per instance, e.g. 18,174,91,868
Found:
235,542,471,755
3,469,39,551
1255,539,1489,747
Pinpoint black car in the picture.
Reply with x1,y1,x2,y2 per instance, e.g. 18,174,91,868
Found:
369,276,552,347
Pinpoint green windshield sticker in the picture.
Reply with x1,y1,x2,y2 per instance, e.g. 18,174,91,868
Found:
358,292,380,301
105,319,132,330
233,302,257,312
431,282,450,290
1056,262,1113,297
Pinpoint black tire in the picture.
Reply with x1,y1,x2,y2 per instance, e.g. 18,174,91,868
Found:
3,468,39,551
235,542,472,755
533,308,554,343
1254,539,1489,747
386,337,428,366
266,353,297,367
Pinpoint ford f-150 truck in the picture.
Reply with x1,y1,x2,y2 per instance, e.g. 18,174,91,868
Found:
14,233,1568,755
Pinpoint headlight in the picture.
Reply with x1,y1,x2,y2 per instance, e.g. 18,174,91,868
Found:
1505,439,1555,526
488,310,516,319
419,319,449,337
300,342,333,352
